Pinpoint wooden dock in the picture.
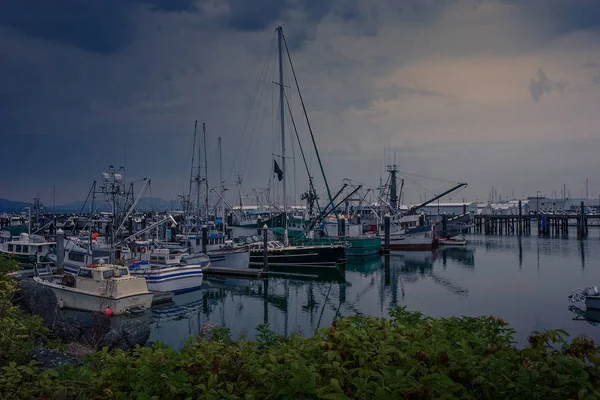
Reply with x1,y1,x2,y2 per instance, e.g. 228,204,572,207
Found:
472,212,599,238
202,266,266,278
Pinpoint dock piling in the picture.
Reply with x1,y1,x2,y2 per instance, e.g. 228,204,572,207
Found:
383,213,390,254
262,224,269,272
201,226,207,254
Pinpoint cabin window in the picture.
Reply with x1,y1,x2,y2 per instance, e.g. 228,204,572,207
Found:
68,252,85,262
7,244,13,252
103,270,115,279
16,245,22,253
78,269,93,279
150,256,158,261
118,268,129,276
22,245,28,253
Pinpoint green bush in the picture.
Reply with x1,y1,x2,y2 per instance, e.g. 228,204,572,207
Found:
2,256,600,399
2,307,600,399
0,256,50,366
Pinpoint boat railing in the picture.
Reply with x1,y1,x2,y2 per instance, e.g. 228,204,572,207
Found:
569,286,600,303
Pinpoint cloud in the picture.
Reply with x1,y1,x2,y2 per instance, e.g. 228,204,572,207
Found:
0,0,199,54
1,0,600,204
528,68,567,102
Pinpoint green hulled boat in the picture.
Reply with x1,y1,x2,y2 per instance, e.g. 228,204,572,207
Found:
272,227,381,257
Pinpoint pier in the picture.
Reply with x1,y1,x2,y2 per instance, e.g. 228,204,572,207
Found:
473,213,598,238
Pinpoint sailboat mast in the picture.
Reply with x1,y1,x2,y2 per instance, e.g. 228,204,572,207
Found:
196,120,201,241
203,122,209,221
219,137,226,236
277,26,288,246
189,121,198,216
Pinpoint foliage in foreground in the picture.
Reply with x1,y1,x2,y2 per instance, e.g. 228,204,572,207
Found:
2,306,600,399
0,256,50,366
2,254,600,399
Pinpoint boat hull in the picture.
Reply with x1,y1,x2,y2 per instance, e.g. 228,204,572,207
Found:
586,296,600,310
35,278,153,315
249,245,345,269
130,265,204,294
438,239,467,246
208,249,250,269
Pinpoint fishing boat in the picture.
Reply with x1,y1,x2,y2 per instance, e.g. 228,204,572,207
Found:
569,286,600,310
438,238,467,246
0,232,55,264
129,247,207,293
247,239,344,269
387,226,438,251
33,261,153,315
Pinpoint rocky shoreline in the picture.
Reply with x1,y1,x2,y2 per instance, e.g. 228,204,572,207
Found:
14,277,151,368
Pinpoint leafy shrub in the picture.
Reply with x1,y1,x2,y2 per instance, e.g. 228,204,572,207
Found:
0,256,50,366
2,256,600,399
2,308,600,399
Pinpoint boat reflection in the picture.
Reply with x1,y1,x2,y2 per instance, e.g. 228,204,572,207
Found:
569,304,600,326
345,254,383,274
439,247,475,268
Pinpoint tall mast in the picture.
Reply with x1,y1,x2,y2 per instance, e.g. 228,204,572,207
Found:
219,137,226,236
196,120,201,240
189,121,198,216
203,122,209,221
277,26,288,246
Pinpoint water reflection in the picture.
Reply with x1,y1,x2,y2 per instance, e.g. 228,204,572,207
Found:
147,231,600,349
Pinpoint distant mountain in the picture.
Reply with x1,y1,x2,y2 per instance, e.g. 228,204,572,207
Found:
1,197,182,214
0,199,32,213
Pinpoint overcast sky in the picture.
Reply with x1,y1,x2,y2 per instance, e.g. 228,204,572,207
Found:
1,0,599,206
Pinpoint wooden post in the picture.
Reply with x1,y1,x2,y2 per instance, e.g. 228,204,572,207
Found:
201,226,208,254
338,215,346,238
442,214,447,238
384,213,390,254
518,200,522,235
56,229,64,272
263,224,269,271
580,201,586,238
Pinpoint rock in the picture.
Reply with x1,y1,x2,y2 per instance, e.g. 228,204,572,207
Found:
31,345,78,370
199,322,220,341
14,278,151,351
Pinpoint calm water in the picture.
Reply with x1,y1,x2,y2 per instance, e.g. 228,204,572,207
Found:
148,230,600,348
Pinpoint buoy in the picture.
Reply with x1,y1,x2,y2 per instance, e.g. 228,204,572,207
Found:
104,307,113,317
141,247,146,254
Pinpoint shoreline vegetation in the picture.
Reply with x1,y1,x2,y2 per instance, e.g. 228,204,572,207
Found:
2,256,600,399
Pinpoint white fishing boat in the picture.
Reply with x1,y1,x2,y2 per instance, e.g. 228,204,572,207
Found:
0,232,55,264
131,247,207,293
569,286,600,310
33,261,153,315
438,238,467,246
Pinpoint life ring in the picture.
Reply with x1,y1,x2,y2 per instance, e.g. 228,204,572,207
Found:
141,247,146,254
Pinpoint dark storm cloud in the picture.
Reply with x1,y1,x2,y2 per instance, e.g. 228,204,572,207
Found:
502,0,600,36
0,0,198,54
528,69,567,102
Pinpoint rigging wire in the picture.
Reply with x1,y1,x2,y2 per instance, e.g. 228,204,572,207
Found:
227,31,276,183
240,43,276,180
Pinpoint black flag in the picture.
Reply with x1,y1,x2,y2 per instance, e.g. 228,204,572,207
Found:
273,159,284,181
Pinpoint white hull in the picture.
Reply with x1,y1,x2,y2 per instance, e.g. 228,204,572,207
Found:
438,238,467,246
130,265,204,294
208,249,250,269
34,278,153,315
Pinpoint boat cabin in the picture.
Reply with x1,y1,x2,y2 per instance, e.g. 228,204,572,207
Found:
63,263,149,296
0,233,56,262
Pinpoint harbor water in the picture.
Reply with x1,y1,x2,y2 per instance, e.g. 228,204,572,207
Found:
149,230,600,349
